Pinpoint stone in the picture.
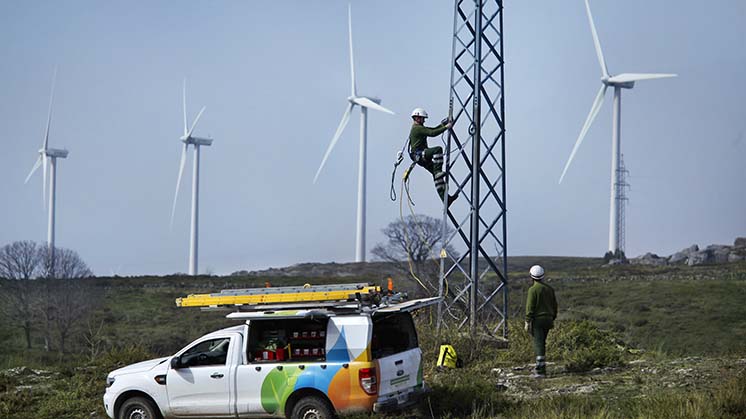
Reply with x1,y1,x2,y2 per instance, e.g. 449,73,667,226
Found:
687,250,712,266
729,253,746,263
669,244,699,264
735,237,746,248
706,245,732,264
631,252,668,266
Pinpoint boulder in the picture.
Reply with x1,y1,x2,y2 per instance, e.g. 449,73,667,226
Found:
631,252,668,266
728,253,746,263
706,245,732,264
735,237,746,248
687,250,712,266
669,245,699,264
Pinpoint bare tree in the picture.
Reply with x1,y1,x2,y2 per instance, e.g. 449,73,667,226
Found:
39,279,101,353
372,214,459,295
36,246,96,352
0,241,43,349
41,246,93,279
0,241,43,280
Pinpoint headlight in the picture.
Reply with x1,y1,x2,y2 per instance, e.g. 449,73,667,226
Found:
106,376,116,388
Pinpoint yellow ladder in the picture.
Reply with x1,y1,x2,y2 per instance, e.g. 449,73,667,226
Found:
176,283,381,308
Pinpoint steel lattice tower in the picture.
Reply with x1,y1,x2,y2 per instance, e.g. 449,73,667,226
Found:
617,155,630,253
437,0,508,337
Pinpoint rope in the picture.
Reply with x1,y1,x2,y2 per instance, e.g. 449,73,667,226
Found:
398,177,433,294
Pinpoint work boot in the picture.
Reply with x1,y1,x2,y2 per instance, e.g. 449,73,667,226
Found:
447,192,459,207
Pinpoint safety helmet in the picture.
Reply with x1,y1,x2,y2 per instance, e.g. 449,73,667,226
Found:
411,108,429,119
529,265,545,280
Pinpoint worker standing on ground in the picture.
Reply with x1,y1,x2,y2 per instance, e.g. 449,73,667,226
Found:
524,265,558,378
408,108,459,206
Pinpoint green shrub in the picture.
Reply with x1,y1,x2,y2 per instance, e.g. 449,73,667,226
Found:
550,320,627,372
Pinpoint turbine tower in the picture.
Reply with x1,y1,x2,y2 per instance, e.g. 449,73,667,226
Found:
171,79,213,276
313,4,395,263
559,0,676,253
24,67,68,277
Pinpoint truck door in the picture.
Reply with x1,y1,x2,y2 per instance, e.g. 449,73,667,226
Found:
372,297,439,403
166,335,236,417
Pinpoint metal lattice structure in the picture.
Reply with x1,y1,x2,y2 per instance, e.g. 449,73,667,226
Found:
617,155,630,253
437,0,508,338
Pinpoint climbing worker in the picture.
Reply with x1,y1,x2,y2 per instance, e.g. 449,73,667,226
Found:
408,108,459,206
524,265,558,378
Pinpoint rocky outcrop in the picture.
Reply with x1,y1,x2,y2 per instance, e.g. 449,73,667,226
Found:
633,237,746,267
631,253,669,266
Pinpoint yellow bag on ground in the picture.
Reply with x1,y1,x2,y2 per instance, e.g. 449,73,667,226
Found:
437,344,459,368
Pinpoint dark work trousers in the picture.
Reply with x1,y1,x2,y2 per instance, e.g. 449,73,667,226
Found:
531,316,554,374
411,146,446,199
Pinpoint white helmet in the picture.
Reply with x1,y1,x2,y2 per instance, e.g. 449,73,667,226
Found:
529,265,545,280
411,108,429,119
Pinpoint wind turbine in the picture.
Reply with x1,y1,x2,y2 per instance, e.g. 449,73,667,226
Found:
24,67,68,276
171,79,213,276
313,4,395,263
559,0,676,254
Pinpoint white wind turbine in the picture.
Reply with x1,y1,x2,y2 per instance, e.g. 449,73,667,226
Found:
24,67,68,276
559,0,676,254
171,79,213,276
313,4,395,263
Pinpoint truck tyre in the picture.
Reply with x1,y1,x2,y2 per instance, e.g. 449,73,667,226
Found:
289,395,335,419
118,396,160,419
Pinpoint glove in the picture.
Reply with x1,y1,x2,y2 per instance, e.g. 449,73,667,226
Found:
524,320,533,335
396,150,403,163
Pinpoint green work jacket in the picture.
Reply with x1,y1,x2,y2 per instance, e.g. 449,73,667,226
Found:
408,123,448,152
525,280,558,321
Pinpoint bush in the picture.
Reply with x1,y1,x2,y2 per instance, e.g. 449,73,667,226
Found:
550,321,627,372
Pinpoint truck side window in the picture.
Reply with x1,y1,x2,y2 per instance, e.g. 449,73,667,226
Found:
181,337,231,367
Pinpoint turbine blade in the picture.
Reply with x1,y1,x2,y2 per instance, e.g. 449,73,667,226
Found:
171,143,188,227
43,66,57,151
352,97,395,115
186,106,206,138
314,103,354,183
607,73,677,84
182,78,188,136
24,156,42,184
584,0,609,78
559,84,608,184
348,4,356,97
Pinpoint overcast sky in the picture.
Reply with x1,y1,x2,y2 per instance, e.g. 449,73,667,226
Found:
1,1,744,276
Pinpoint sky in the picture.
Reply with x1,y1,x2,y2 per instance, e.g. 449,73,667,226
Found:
1,1,744,276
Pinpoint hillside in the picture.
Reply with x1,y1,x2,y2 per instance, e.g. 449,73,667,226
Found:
1,259,745,418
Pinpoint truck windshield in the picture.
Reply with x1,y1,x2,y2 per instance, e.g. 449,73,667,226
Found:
371,313,418,359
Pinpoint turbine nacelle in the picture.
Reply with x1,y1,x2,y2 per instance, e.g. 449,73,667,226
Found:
179,136,213,146
348,95,381,105
601,76,635,89
42,148,69,158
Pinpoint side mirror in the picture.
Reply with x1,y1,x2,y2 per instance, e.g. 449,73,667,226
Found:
170,356,182,369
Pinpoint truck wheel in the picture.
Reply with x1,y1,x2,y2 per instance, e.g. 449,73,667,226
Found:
118,396,160,419
289,396,335,419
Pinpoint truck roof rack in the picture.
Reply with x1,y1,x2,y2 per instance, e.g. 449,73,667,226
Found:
175,282,440,316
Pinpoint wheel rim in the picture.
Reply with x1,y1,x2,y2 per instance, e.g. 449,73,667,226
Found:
128,407,149,419
302,408,321,419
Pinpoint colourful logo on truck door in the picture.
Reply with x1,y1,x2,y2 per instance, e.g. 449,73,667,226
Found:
259,325,375,414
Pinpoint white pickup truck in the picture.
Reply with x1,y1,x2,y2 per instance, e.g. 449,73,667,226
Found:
103,298,435,419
